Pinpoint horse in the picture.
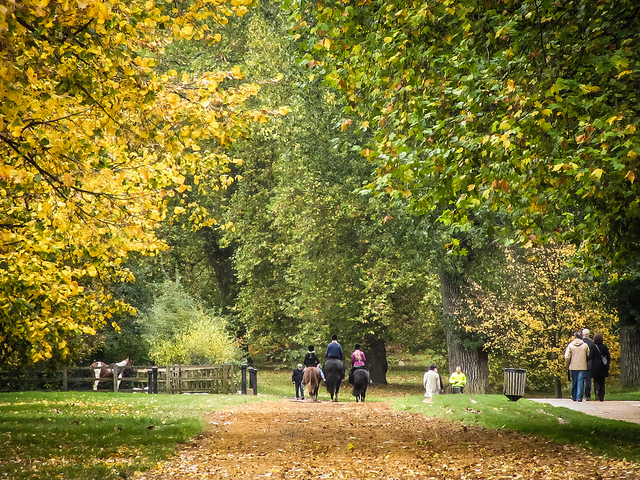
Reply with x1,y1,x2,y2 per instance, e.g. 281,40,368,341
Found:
90,358,132,391
323,358,344,402
351,367,370,402
302,366,322,401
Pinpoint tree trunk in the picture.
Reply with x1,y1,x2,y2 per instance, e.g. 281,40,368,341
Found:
365,335,388,385
440,268,489,393
554,377,563,398
619,317,640,387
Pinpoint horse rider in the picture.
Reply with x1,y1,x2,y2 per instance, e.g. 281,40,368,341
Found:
348,343,368,384
325,334,345,380
303,345,325,380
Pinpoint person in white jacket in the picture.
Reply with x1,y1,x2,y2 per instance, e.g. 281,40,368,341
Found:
423,364,441,402
564,331,591,402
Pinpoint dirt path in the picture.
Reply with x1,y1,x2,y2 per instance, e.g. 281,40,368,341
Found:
134,399,639,479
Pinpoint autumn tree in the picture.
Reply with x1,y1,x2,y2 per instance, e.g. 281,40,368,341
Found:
287,0,640,386
0,0,270,368
199,6,445,383
138,280,238,365
459,243,618,396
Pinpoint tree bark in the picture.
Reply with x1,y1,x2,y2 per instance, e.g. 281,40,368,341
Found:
554,377,563,398
365,335,388,385
440,268,489,393
619,317,640,387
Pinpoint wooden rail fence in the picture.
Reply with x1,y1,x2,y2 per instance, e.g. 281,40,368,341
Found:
0,364,236,394
63,364,236,394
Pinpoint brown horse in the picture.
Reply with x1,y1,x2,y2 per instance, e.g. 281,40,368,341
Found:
90,358,132,391
303,366,322,401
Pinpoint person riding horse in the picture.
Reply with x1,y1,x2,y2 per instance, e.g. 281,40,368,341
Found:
348,344,368,385
324,335,345,380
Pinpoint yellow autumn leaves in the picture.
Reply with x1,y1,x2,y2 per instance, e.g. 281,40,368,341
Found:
0,0,274,366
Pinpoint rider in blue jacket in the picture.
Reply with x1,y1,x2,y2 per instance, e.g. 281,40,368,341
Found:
325,335,345,379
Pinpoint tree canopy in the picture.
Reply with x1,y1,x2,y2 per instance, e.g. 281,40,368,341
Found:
0,0,268,367
290,0,640,274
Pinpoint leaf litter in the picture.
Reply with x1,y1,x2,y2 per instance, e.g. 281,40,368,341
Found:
133,399,639,479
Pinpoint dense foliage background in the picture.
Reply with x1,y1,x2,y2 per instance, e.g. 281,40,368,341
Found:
1,0,638,393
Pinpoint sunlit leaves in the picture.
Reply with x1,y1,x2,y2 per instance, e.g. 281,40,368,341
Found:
0,0,266,366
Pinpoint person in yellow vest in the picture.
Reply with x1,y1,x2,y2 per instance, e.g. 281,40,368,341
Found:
449,366,467,394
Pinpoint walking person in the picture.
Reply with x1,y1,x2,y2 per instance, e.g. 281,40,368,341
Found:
423,364,440,402
564,331,590,402
591,333,611,402
581,328,596,400
292,363,305,400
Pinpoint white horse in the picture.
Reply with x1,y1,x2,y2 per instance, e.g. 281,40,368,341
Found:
90,358,132,391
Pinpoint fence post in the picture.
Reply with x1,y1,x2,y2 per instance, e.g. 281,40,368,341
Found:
241,364,247,395
62,366,68,391
113,364,119,392
152,366,158,394
222,364,229,393
147,367,158,394
249,367,257,395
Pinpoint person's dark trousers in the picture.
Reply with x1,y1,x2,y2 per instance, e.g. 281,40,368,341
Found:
583,370,592,400
295,382,304,399
593,377,606,401
453,387,464,394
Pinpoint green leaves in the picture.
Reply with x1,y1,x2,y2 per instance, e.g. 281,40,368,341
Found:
292,0,640,275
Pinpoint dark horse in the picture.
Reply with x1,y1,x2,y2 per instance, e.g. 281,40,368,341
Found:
90,358,132,391
303,366,321,401
351,367,370,402
323,358,344,402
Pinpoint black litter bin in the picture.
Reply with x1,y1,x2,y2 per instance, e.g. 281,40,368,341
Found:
503,368,526,401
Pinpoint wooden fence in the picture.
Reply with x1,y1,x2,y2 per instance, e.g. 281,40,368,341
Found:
62,364,236,394
0,364,236,394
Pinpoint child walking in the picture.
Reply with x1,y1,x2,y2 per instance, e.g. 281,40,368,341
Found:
292,363,305,400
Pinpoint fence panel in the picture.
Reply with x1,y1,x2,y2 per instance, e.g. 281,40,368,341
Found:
1,364,235,394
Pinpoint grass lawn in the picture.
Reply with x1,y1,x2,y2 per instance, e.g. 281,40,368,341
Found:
0,391,278,480
1,367,639,479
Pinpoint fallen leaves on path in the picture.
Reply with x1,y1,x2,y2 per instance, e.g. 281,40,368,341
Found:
134,399,639,479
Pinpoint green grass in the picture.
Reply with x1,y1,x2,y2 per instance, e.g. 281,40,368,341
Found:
0,391,276,480
2,368,639,479
392,393,640,463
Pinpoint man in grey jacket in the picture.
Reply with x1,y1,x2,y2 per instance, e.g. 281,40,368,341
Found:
564,331,591,402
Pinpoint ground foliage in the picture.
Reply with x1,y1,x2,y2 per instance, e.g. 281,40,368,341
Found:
133,399,640,480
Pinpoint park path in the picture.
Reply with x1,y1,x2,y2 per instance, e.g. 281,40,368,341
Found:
529,398,640,424
133,399,640,479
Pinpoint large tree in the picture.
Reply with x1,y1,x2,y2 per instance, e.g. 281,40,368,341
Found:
288,0,640,386
0,0,266,367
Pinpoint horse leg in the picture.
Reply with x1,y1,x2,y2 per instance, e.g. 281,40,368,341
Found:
93,369,99,391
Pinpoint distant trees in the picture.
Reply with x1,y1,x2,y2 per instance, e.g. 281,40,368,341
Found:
138,281,238,365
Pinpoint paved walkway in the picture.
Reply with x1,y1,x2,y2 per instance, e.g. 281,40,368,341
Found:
529,398,640,425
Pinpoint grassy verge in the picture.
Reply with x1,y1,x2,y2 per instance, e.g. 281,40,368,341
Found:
2,368,639,479
0,391,277,480
392,393,640,463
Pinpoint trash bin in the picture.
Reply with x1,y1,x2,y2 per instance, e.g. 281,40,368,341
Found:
503,368,526,401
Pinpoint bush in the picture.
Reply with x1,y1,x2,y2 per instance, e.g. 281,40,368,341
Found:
139,280,239,365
